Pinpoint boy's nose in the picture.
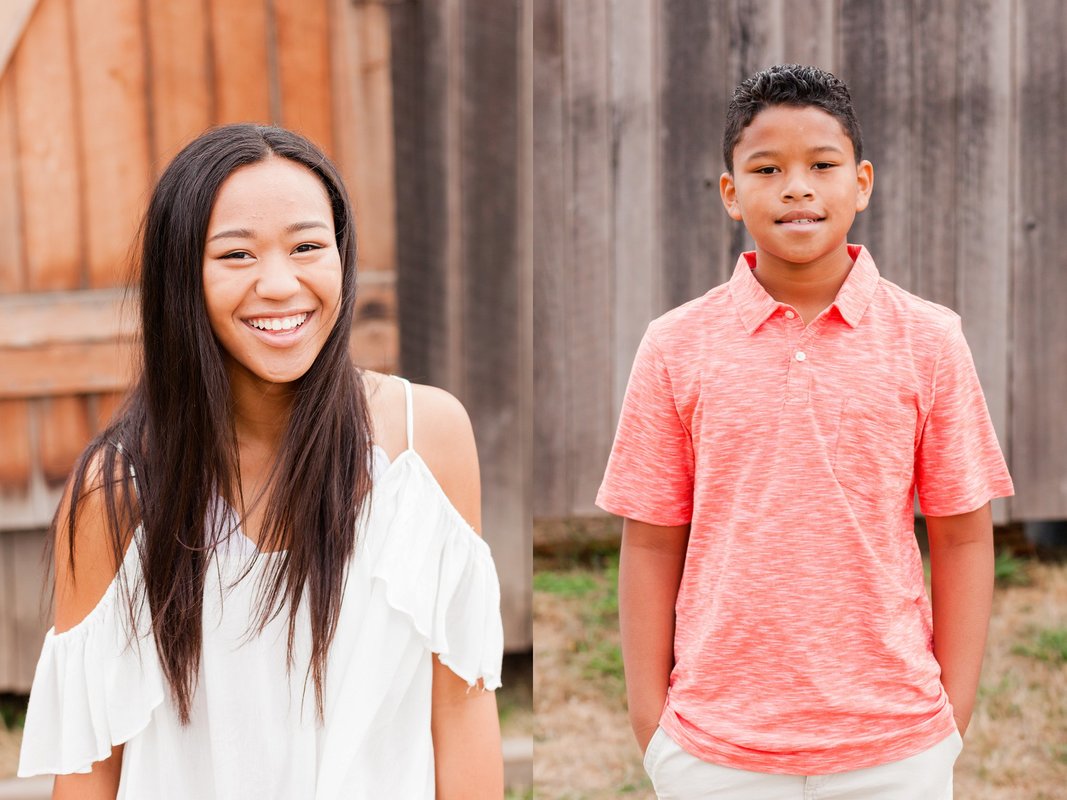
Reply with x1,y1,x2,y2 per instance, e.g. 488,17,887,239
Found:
781,173,815,200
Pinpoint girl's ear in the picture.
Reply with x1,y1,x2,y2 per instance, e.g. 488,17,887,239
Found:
719,172,743,221
855,159,874,212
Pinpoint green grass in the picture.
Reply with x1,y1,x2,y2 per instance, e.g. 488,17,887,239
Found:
505,788,533,800
994,550,1031,587
0,695,27,731
1012,627,1067,664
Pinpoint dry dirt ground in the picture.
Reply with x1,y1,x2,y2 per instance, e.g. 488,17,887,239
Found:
533,557,1067,800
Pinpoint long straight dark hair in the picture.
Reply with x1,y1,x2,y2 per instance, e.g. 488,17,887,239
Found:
57,124,372,723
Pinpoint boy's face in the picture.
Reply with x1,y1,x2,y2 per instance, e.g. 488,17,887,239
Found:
719,105,873,273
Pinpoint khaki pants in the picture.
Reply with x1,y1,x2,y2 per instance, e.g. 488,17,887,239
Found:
643,727,963,800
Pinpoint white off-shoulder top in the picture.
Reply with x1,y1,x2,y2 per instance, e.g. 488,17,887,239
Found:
18,377,504,799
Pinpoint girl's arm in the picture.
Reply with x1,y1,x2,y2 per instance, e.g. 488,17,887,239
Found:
619,518,689,753
927,502,995,738
51,456,131,799
415,385,504,798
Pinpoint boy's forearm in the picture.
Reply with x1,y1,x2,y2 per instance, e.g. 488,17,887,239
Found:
926,503,995,737
618,519,690,752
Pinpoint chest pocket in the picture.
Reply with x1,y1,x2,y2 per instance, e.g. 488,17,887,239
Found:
833,398,916,496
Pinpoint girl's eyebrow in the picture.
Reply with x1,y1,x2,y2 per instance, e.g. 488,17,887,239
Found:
206,220,329,242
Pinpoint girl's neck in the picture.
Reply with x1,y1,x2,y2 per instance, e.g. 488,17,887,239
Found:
225,359,294,452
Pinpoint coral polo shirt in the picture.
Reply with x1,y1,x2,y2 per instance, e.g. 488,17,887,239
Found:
597,245,1014,774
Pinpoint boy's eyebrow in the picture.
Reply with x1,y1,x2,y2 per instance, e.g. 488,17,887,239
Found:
743,145,846,162
206,221,329,242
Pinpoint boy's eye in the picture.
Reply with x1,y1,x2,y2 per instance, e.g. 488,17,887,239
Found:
812,162,835,170
755,166,779,175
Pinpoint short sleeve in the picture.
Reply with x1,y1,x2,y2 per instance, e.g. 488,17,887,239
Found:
365,455,504,690
596,327,695,526
17,538,165,777
915,321,1014,516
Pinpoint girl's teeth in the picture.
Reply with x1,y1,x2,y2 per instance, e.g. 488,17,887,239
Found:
249,313,308,331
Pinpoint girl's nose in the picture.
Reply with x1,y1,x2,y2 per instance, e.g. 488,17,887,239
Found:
255,254,301,299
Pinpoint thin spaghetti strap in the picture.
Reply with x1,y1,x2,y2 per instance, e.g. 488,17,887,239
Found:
392,375,415,452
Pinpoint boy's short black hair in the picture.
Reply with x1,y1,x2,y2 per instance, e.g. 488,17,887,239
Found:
722,64,863,172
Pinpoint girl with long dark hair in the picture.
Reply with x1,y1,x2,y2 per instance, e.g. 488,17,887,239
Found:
17,124,505,798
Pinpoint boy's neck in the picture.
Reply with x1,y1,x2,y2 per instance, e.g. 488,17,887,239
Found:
749,244,856,324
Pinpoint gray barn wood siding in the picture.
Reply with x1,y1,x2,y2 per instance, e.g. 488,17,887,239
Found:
533,0,1060,528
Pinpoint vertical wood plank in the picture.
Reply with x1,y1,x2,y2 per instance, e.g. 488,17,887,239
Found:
660,0,735,307
532,0,568,518
563,0,613,515
0,535,14,689
389,0,454,384
609,0,660,418
956,0,1012,522
208,0,272,124
274,0,334,152
332,0,397,273
837,0,913,289
461,0,528,649
0,400,31,493
1012,0,1067,518
13,0,83,291
70,0,151,288
0,72,25,293
777,0,836,70
11,529,49,688
909,0,958,309
38,396,91,488
145,0,213,169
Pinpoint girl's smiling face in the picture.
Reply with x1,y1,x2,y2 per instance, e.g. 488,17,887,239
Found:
202,157,342,394
719,104,874,275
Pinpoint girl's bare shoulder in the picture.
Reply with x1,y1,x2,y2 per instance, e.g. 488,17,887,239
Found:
361,371,480,532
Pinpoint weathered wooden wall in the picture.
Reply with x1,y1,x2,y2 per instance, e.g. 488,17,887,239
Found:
390,0,533,650
0,0,401,691
533,0,1061,529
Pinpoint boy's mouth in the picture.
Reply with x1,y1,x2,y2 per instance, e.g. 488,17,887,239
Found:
776,211,824,225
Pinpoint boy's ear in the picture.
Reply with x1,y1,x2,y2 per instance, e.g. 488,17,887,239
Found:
720,172,744,221
855,159,874,212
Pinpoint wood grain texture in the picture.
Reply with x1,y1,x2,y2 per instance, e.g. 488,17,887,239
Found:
13,0,83,291
461,0,528,649
274,0,333,151
389,0,453,385
531,0,567,518
208,0,272,123
10,528,49,688
609,0,659,419
660,0,735,305
1012,0,1067,517
956,0,1012,523
563,0,613,516
0,340,138,399
0,534,13,689
0,72,24,294
0,288,136,348
145,0,213,169
0,400,31,492
70,0,151,288
838,0,913,289
332,0,397,272
38,395,91,486
909,0,958,309
777,0,836,70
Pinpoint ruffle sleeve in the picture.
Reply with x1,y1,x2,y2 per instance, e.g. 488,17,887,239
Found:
365,450,504,690
17,536,165,777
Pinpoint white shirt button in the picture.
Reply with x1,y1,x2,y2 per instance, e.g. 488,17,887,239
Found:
795,351,807,362
784,310,796,320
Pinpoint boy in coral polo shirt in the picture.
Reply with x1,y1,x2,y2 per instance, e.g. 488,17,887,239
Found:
596,64,1014,799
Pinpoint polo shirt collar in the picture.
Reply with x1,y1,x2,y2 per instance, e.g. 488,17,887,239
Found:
729,244,880,334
